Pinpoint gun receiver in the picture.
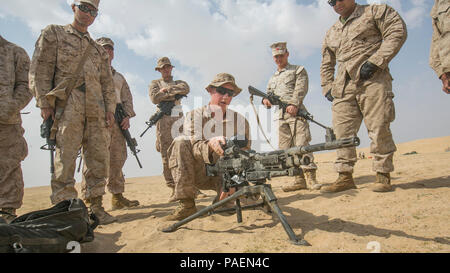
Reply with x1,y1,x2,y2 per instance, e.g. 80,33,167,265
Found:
249,85,336,142
140,94,186,138
163,136,360,246
115,104,143,169
40,118,56,174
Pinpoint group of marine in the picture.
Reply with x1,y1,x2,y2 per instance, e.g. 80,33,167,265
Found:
0,0,448,226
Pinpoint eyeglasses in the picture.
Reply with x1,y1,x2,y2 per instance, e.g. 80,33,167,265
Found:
328,0,344,7
76,4,98,17
216,86,235,97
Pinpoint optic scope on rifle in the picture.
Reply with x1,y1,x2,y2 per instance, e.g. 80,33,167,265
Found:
248,86,336,142
206,135,360,192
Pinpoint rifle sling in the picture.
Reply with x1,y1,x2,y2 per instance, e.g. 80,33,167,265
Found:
50,42,93,139
250,95,276,151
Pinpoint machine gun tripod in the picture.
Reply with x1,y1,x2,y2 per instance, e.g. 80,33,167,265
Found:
162,136,360,246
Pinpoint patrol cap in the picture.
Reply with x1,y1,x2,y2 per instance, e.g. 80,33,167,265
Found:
96,37,114,49
270,42,288,56
155,57,174,71
78,0,100,10
205,73,242,97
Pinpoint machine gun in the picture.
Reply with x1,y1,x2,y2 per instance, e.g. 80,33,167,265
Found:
115,104,143,169
249,86,336,142
140,94,186,138
40,118,56,174
162,135,361,246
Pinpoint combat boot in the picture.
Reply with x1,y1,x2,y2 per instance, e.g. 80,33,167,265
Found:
320,172,357,193
168,186,176,203
111,193,140,210
282,175,307,192
304,169,323,190
86,196,117,225
164,199,197,221
370,173,393,192
0,208,17,224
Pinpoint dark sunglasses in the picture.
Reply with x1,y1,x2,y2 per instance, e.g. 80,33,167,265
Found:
76,4,98,17
328,0,344,7
216,86,235,97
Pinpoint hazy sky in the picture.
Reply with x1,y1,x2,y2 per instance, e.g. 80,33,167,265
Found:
1,0,448,189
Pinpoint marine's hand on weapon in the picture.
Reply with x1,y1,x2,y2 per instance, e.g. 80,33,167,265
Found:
262,98,272,108
286,105,299,116
120,116,130,130
41,107,55,121
208,136,226,157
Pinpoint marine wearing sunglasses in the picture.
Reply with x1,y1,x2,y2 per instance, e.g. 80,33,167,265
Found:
75,3,98,17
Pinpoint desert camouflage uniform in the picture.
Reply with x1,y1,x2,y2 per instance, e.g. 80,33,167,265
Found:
267,63,317,170
430,0,450,78
149,77,189,188
320,4,407,174
168,105,251,201
29,24,116,204
0,35,32,210
82,67,136,195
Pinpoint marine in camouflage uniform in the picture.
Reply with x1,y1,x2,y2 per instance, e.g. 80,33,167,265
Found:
430,0,450,94
320,0,407,193
149,57,189,200
29,0,118,224
263,42,322,192
0,35,32,223
164,73,251,221
88,37,140,210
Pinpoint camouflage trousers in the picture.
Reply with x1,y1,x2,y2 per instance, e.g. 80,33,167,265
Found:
0,124,27,209
156,113,184,189
332,70,397,174
82,120,126,195
52,91,110,204
278,114,317,170
168,137,221,201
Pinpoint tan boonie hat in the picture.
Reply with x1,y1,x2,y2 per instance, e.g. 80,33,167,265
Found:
96,37,114,49
79,0,100,9
271,42,288,56
205,73,242,97
155,57,174,71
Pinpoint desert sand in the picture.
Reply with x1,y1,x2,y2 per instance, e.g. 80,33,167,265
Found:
17,136,450,253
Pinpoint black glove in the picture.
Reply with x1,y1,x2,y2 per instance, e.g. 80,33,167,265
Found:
325,90,334,102
360,61,378,81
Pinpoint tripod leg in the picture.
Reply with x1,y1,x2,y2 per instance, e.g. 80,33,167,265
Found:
263,186,310,246
235,198,242,223
162,188,246,233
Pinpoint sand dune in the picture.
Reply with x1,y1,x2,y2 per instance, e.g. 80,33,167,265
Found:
17,136,450,253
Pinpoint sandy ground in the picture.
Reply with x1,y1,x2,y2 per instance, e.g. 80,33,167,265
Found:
17,136,450,253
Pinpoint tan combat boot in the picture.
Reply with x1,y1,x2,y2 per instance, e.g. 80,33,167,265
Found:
168,186,176,203
320,172,357,193
282,175,307,192
86,196,117,225
370,173,393,192
164,199,197,221
0,208,17,224
304,169,323,190
111,193,140,210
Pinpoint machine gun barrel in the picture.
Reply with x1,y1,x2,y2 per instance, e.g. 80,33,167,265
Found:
40,118,56,174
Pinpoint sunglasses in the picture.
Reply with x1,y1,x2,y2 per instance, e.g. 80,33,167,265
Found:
216,86,235,97
328,0,344,7
76,4,98,17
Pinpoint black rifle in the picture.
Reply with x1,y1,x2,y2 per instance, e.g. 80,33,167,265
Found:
162,135,361,246
249,85,336,142
115,103,143,169
40,118,56,174
140,94,186,138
